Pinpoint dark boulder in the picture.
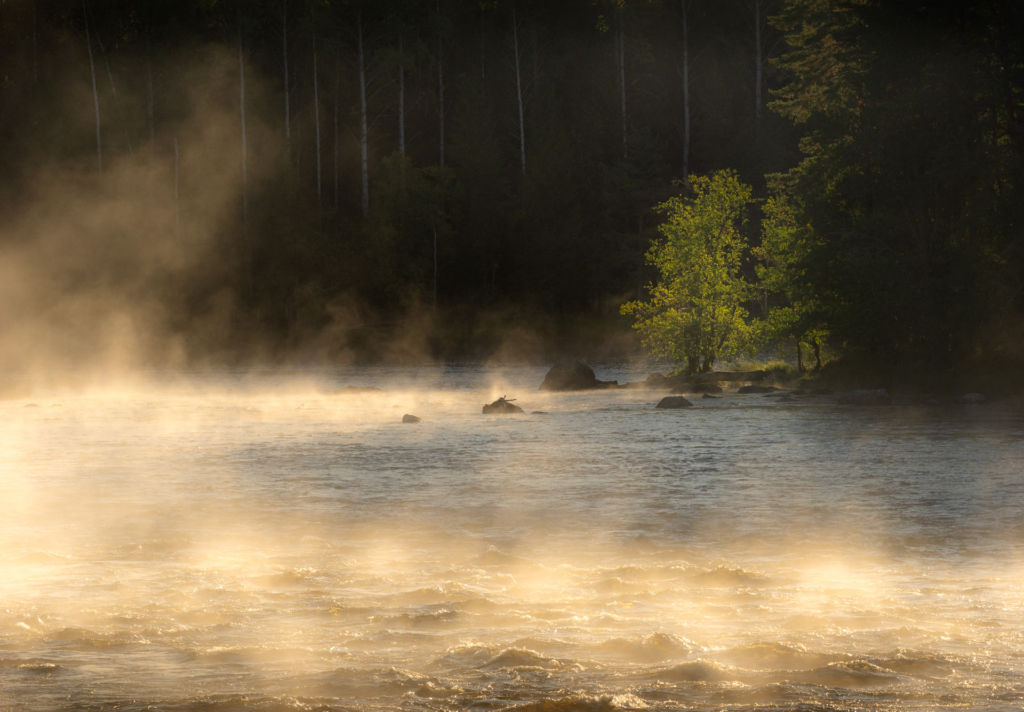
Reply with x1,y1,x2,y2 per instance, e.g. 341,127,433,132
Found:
701,394,721,400
539,358,617,391
838,389,892,406
656,396,694,409
402,414,422,423
483,396,525,414
531,411,549,415
738,385,779,394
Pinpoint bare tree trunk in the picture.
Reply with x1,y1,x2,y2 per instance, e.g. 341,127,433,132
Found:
512,5,526,176
147,29,155,163
796,341,805,373
618,11,627,160
97,34,134,157
174,137,181,245
238,9,252,295
358,11,369,218
83,1,101,172
283,0,290,150
433,226,438,309
681,0,690,180
334,52,340,209
754,0,762,130
398,35,405,158
313,31,322,208
32,1,38,85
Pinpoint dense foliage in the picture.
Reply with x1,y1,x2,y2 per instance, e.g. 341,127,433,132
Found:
0,0,1020,371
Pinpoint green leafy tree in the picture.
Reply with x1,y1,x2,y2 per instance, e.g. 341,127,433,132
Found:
622,170,756,374
754,193,827,371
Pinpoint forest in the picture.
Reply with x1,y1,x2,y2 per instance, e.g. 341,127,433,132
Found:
0,0,1021,380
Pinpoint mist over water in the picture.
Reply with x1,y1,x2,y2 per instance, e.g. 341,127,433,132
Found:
2,364,1024,711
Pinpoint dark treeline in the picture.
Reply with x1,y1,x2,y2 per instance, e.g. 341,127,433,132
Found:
0,0,1022,375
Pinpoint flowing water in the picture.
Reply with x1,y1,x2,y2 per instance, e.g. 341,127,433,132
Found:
2,364,1024,711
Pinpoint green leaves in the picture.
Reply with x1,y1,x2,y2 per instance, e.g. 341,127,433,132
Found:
622,170,756,373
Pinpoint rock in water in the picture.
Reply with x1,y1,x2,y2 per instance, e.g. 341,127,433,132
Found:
702,394,721,400
539,358,617,391
402,414,422,423
483,397,525,414
656,396,694,409
738,385,779,394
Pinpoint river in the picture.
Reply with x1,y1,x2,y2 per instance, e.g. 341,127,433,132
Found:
2,363,1023,711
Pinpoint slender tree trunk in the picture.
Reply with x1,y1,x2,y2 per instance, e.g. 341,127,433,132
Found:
97,34,133,157
754,0,762,130
437,1,445,168
32,1,38,85
813,341,822,371
398,35,405,157
681,0,690,180
238,9,252,295
283,0,290,150
174,137,181,245
618,11,627,160
433,226,438,309
83,1,101,172
796,340,805,373
313,31,322,208
334,52,340,209
358,11,369,218
147,29,155,163
512,5,526,176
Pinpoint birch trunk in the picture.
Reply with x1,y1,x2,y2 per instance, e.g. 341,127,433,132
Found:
97,34,133,157
238,10,252,294
618,11,627,160
83,1,102,172
754,0,762,129
358,11,369,218
398,35,405,157
512,5,526,176
32,1,38,84
681,0,690,180
334,52,340,209
147,30,155,162
313,31,322,208
437,1,444,168
283,0,290,147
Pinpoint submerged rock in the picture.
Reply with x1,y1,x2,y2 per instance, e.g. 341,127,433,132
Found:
738,385,779,394
656,396,694,409
402,414,422,423
531,411,549,415
702,394,721,400
838,389,892,406
483,397,524,414
539,358,617,391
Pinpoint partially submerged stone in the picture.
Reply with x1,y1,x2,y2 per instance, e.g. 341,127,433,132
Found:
656,396,694,409
483,397,525,414
402,414,422,423
539,358,617,391
738,385,779,394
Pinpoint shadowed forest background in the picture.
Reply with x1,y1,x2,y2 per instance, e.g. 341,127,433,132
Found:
0,0,1022,382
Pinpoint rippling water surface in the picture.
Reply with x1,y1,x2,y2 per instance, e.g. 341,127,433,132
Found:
2,364,1024,711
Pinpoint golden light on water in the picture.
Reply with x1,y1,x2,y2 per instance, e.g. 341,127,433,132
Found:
1,370,1023,710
